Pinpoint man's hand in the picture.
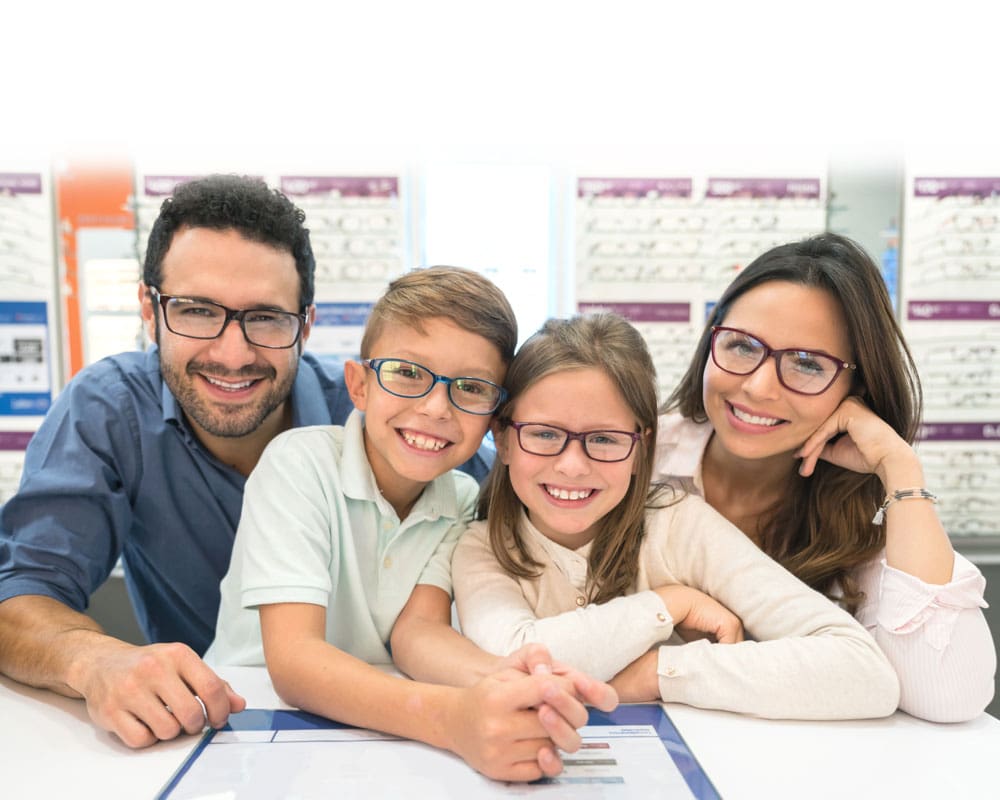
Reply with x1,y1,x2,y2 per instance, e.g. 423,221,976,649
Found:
70,638,245,748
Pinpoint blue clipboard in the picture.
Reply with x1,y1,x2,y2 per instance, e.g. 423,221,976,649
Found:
159,704,720,799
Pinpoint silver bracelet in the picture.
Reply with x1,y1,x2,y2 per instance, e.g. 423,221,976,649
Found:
871,487,938,525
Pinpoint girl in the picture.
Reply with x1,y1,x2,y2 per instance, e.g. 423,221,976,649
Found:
453,312,900,720
656,232,995,722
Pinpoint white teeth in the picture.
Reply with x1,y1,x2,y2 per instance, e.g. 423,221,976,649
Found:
402,431,448,451
732,405,782,426
546,486,594,501
206,377,254,390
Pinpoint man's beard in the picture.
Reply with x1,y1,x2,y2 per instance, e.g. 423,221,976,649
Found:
160,356,298,439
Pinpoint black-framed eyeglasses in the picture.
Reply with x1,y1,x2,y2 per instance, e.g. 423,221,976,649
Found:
710,326,856,396
362,358,507,416
503,420,642,463
149,287,307,349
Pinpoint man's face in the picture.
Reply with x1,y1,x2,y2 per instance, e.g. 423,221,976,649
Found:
140,226,311,443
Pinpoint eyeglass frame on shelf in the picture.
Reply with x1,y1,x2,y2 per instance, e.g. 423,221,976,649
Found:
709,325,856,396
148,287,307,349
361,357,507,415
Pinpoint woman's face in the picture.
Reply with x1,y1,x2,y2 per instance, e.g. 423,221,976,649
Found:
702,280,856,466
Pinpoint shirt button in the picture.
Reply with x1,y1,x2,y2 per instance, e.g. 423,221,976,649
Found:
663,666,677,677
383,556,392,568
656,612,667,623
575,596,586,607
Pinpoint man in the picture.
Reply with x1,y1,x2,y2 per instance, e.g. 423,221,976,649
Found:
0,175,519,751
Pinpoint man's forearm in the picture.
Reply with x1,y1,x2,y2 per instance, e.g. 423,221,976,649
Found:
0,594,109,696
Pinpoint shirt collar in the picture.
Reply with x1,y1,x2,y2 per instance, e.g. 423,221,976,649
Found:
652,412,714,494
339,410,461,522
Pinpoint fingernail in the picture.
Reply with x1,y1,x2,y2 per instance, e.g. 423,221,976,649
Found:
533,663,552,675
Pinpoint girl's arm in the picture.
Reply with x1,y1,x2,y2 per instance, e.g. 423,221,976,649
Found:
649,496,900,720
260,601,600,782
452,525,677,680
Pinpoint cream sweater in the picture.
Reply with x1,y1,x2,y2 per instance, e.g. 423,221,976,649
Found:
453,492,900,720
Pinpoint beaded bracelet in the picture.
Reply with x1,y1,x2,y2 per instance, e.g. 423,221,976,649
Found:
871,488,938,525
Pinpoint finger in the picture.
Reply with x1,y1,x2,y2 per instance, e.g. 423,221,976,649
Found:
517,642,555,676
716,624,743,644
132,694,185,742
225,682,248,715
177,660,238,729
105,709,160,749
537,744,565,777
569,672,619,712
538,702,583,753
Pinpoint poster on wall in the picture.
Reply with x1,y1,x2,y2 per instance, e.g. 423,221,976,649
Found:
0,169,58,498
574,175,826,402
901,176,1000,540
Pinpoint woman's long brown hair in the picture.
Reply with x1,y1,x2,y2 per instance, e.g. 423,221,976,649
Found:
662,233,922,612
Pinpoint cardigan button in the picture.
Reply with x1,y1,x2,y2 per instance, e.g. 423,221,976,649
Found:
575,596,586,607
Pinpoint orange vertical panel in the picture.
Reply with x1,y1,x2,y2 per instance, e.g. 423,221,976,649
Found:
54,158,135,379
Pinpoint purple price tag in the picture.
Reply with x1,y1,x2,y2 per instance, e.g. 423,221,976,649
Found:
0,173,42,195
913,177,1000,198
280,176,398,197
577,178,692,199
706,178,820,200
907,301,1000,321
577,302,690,323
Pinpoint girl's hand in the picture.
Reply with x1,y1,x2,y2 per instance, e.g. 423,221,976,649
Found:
795,395,918,485
609,650,660,703
654,585,744,644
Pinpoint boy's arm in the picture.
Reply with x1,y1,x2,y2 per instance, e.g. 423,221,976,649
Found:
0,595,245,746
390,585,618,722
260,600,600,781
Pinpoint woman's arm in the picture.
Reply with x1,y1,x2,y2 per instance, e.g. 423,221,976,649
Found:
796,395,954,582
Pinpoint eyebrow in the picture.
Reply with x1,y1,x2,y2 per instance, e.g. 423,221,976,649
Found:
167,293,294,314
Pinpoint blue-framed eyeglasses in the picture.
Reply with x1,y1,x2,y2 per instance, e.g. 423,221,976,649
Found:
362,358,507,415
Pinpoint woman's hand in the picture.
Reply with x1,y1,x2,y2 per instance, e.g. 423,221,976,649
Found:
795,395,920,487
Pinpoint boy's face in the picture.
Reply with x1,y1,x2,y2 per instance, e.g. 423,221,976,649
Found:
345,317,505,514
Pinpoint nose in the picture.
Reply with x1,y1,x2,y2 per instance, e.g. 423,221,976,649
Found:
412,379,454,419
204,318,258,369
552,438,592,478
740,356,783,400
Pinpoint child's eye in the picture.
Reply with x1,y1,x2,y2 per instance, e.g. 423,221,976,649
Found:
454,380,486,396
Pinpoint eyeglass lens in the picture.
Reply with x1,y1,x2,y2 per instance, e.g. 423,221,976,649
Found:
515,423,636,462
712,328,842,394
163,297,301,348
372,359,502,414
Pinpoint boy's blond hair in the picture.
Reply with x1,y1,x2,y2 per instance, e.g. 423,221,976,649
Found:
360,266,518,363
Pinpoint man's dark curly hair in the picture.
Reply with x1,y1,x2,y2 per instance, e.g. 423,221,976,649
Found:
142,174,315,308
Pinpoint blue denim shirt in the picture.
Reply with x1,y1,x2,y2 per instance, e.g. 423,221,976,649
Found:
0,348,492,656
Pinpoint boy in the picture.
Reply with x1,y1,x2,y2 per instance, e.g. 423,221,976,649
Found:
206,266,616,781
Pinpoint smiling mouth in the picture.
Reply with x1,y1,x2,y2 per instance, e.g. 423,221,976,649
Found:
400,429,450,451
545,485,595,501
729,403,785,427
204,376,260,392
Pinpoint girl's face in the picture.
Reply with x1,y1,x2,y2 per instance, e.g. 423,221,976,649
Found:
498,367,640,550
702,280,855,468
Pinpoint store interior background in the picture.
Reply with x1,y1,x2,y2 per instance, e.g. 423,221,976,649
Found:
3,1,998,717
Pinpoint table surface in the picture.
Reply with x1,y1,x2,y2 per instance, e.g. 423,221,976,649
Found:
3,667,998,799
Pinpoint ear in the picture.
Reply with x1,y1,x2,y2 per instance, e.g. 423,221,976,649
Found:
492,419,511,465
138,283,157,343
633,428,652,475
299,304,316,348
343,359,370,411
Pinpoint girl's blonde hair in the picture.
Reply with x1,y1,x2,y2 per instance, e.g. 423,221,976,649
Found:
478,312,666,604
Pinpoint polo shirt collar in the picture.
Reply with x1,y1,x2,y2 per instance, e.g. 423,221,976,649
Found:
339,410,461,521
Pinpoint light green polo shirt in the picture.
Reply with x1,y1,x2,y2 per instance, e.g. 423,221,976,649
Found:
205,410,479,667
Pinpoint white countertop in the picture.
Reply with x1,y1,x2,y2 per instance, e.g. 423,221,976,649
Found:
3,666,997,799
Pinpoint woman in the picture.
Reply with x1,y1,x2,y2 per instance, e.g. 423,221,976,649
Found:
656,232,995,723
